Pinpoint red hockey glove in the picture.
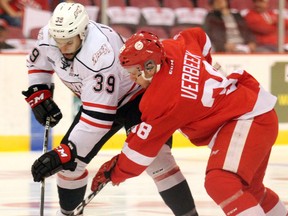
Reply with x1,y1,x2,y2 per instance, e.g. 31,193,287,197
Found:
22,84,62,127
31,142,77,182
91,155,119,191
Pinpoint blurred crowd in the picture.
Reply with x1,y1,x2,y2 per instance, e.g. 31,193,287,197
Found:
204,0,288,53
0,0,287,53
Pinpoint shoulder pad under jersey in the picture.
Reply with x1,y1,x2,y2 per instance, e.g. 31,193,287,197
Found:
76,22,115,73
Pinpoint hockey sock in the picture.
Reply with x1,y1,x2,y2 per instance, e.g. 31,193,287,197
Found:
222,193,265,215
58,185,87,212
146,145,197,216
159,180,198,216
57,169,89,212
261,188,288,215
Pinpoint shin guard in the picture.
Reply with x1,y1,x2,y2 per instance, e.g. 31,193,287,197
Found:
159,180,198,216
57,169,88,212
146,145,197,216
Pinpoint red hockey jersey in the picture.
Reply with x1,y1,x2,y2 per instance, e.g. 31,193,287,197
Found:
110,27,277,184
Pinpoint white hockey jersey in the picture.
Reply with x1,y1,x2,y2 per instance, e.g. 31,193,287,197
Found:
26,21,143,157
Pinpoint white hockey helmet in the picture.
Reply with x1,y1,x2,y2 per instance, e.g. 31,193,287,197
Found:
48,2,89,40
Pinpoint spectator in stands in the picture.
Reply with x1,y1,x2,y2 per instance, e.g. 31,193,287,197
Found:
0,0,50,27
203,0,256,53
0,18,14,49
243,0,288,52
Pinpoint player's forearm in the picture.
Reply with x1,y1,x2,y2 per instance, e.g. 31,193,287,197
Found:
110,155,146,184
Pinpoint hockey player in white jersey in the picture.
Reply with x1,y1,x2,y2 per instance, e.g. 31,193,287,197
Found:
22,2,198,216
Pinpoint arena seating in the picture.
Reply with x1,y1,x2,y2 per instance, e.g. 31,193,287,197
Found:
2,0,287,43
136,25,169,39
129,0,160,8
22,6,51,38
94,0,126,7
6,26,25,39
162,0,193,9
106,5,141,38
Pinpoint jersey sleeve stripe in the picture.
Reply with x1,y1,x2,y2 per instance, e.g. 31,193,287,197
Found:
203,33,212,57
83,104,117,114
122,142,155,166
28,69,54,74
80,116,112,129
81,111,114,123
82,101,117,110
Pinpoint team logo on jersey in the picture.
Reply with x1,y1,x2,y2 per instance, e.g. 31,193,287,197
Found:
92,44,111,65
60,57,71,70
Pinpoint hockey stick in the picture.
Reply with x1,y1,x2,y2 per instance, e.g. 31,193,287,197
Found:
40,116,51,216
68,181,109,216
40,83,54,216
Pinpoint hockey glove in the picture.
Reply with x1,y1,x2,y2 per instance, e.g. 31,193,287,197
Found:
22,84,62,127
91,155,119,191
31,142,77,182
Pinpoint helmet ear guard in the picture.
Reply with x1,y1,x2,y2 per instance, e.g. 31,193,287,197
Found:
144,60,156,71
119,31,166,71
48,2,89,40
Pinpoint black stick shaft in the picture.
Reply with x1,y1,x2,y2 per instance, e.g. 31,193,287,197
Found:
40,117,50,216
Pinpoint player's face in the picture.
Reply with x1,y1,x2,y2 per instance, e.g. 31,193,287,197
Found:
124,62,156,89
126,66,147,87
54,35,82,60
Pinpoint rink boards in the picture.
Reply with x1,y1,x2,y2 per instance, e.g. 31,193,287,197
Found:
0,53,287,151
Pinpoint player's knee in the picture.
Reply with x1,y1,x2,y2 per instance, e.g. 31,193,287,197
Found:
145,144,176,178
204,169,243,205
146,144,185,192
57,159,89,189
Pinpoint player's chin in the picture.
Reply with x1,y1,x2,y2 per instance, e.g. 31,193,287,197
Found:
134,76,151,89
138,80,151,89
63,53,75,60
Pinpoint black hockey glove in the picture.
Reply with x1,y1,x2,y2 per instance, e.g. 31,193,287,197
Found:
22,84,62,127
31,142,77,182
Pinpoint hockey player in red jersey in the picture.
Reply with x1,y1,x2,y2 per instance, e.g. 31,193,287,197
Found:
91,28,288,216
23,2,198,216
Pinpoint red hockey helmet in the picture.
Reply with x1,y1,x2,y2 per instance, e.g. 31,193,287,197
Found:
119,31,166,71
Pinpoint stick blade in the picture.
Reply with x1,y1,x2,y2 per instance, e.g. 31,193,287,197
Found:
68,182,108,216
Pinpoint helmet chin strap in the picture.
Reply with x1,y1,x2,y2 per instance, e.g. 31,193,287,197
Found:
141,71,152,81
156,64,161,73
140,64,161,81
